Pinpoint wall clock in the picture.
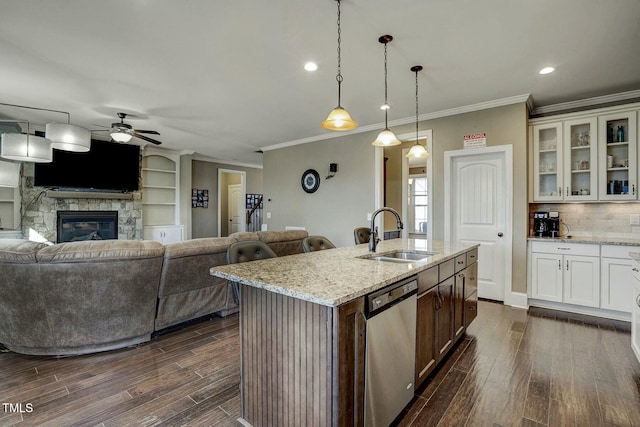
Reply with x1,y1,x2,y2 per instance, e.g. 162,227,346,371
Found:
301,169,320,193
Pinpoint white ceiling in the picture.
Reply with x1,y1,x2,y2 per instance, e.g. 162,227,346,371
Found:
1,0,640,167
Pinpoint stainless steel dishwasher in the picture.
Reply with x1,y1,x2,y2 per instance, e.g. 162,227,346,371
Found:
364,276,418,427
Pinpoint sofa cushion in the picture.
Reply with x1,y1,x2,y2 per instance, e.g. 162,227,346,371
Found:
229,231,259,241
0,239,47,264
36,240,165,263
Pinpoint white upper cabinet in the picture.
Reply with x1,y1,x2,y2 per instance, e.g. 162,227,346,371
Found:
563,117,598,201
598,111,637,201
532,122,563,201
530,104,639,203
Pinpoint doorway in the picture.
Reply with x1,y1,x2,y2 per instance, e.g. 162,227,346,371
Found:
444,145,513,302
376,130,433,238
218,169,246,237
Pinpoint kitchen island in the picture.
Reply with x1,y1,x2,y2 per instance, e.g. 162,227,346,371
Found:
211,238,479,427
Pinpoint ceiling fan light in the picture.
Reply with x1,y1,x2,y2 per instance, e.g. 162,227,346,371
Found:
372,128,401,146
45,123,91,152
0,133,52,163
406,142,430,158
110,130,133,143
322,107,358,131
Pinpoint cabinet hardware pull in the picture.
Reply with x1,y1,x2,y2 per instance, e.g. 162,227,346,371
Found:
566,260,569,270
558,247,570,250
633,268,639,272
566,187,569,197
559,187,562,196
558,260,561,270
637,294,640,307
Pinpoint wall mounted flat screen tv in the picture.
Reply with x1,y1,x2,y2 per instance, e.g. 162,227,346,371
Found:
34,139,140,192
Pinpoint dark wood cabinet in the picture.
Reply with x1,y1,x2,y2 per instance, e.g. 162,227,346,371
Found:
416,286,437,386
454,272,465,340
436,277,454,360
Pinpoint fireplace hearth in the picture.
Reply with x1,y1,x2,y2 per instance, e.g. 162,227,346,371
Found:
57,211,118,243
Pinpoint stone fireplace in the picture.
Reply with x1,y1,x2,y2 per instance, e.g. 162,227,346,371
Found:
57,211,119,243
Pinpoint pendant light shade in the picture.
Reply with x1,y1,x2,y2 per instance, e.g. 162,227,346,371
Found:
322,0,357,131
406,65,430,158
372,35,400,147
46,123,91,152
322,107,358,131
1,133,53,163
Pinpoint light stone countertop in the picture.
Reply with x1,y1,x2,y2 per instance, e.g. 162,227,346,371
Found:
528,236,640,246
630,252,640,263
210,238,478,307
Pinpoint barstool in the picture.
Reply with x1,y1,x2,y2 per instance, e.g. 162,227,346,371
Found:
226,240,277,303
302,235,336,253
353,227,371,245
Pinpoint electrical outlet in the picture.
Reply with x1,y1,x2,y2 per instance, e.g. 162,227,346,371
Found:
630,214,640,225
266,212,272,219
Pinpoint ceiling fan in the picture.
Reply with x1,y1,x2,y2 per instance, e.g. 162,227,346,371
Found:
95,112,162,145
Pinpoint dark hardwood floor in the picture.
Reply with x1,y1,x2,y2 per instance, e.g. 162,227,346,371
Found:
1,300,639,426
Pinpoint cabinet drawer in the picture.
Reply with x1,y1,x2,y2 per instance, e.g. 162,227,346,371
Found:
418,266,439,294
439,259,455,282
466,248,478,266
601,244,640,259
463,263,478,299
454,255,467,273
530,241,599,257
464,291,478,328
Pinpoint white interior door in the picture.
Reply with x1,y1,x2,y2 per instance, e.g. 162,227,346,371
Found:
445,146,512,302
228,184,243,234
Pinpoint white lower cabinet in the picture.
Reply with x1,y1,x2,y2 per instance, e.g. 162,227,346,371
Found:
632,261,640,363
143,225,184,244
600,245,635,313
529,241,600,308
529,241,640,317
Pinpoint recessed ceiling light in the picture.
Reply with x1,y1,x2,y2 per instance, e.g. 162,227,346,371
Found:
304,62,318,72
539,66,555,75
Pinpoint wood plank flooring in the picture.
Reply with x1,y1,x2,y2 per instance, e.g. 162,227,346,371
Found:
0,300,638,426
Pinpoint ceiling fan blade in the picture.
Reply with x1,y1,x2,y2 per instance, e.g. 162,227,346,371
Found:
134,130,160,135
134,132,162,145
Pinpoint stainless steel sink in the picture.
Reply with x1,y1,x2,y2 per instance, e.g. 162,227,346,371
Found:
362,250,438,263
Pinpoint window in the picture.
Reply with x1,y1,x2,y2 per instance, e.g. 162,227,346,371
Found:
408,176,428,234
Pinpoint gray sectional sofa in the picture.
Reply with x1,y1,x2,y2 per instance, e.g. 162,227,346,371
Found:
0,230,308,356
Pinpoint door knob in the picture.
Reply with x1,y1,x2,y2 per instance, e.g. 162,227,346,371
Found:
497,232,503,237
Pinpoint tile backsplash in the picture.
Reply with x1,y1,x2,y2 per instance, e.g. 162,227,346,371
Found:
529,203,640,239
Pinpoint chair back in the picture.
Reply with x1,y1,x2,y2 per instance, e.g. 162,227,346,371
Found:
302,236,336,253
354,227,371,245
227,240,277,264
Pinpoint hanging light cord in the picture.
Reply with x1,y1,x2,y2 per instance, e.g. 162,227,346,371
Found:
0,102,71,124
383,41,389,127
415,69,419,142
335,0,343,107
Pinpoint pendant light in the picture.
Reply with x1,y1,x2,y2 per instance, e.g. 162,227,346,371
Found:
1,128,53,163
406,65,430,158
321,0,357,131
372,35,400,146
0,102,91,152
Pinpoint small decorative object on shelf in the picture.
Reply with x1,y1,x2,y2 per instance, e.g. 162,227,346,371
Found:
617,125,625,142
607,124,614,143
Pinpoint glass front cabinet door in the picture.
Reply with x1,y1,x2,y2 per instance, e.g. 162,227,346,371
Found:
533,122,563,201
598,111,637,201
563,117,598,201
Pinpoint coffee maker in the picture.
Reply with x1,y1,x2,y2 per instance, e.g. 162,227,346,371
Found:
533,211,549,237
547,211,560,238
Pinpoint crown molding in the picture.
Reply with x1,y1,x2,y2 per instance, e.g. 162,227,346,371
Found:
531,89,640,116
191,154,263,169
262,94,531,152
